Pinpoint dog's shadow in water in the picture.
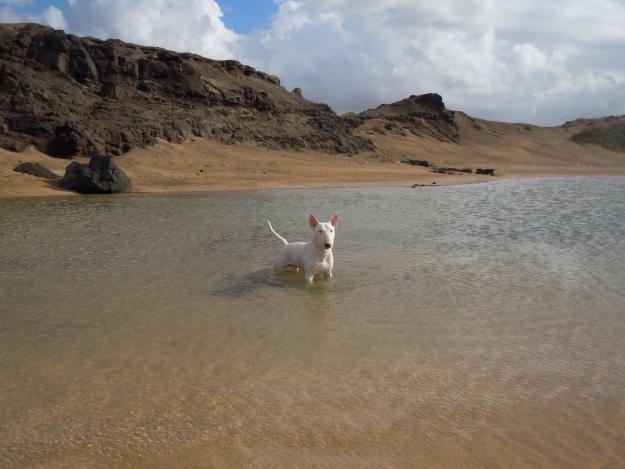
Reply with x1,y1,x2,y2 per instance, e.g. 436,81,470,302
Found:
211,267,330,298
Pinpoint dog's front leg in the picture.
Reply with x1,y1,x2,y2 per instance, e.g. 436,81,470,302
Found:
326,255,334,279
303,269,314,285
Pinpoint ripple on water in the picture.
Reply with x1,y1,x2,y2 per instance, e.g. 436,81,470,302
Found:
1,178,625,467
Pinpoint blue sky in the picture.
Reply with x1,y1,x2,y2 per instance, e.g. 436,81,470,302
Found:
3,0,277,34
2,0,625,125
3,0,64,15
220,0,276,33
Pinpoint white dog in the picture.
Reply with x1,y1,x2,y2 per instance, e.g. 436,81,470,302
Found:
267,214,338,284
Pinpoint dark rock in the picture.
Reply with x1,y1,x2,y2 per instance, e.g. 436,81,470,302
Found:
47,122,97,158
412,183,441,187
13,161,58,179
137,79,156,92
141,59,169,79
117,56,138,78
33,30,70,53
401,159,429,167
292,87,302,97
98,80,119,99
242,86,256,105
85,42,118,75
8,114,58,136
29,30,70,73
38,50,69,72
267,75,280,85
59,154,131,193
431,166,472,174
0,23,375,158
254,93,274,112
221,60,243,76
360,93,459,142
69,45,99,82
476,168,496,176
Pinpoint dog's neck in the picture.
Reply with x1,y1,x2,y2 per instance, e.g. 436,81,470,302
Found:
308,240,332,260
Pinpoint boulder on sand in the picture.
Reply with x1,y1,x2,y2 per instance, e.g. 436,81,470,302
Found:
60,154,131,193
401,159,430,167
13,161,59,179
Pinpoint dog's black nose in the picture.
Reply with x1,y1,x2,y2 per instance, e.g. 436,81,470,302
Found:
325,243,332,249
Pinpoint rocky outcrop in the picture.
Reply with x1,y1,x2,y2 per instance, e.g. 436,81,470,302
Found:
59,154,131,193
13,161,58,179
0,23,373,158
401,159,430,167
358,93,460,142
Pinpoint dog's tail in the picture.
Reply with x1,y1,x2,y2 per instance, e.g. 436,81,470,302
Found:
267,220,288,245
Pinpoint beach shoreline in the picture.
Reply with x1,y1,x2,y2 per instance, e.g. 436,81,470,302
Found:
3,139,625,199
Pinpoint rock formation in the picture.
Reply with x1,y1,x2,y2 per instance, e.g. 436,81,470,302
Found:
0,23,374,158
357,93,460,142
13,161,58,178
59,154,131,193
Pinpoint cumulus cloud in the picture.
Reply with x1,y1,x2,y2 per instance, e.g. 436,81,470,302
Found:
2,0,625,124
233,0,625,125
41,5,67,29
65,0,236,59
1,0,236,59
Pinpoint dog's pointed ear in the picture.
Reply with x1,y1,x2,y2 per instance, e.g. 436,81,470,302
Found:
309,214,319,228
330,213,338,227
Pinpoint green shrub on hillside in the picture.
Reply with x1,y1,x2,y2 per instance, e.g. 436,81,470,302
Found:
572,124,625,152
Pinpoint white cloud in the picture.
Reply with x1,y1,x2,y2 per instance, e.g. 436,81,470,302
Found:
1,0,237,60
233,0,625,125
41,5,66,29
2,0,625,124
65,0,236,59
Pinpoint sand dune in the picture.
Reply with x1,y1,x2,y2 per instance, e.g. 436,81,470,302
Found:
355,112,625,176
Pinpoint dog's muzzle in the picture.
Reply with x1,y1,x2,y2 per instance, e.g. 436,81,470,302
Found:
324,243,332,249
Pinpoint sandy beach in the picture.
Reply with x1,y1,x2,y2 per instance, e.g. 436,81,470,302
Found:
3,136,625,198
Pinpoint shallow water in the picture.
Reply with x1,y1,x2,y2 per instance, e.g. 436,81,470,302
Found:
1,178,625,468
